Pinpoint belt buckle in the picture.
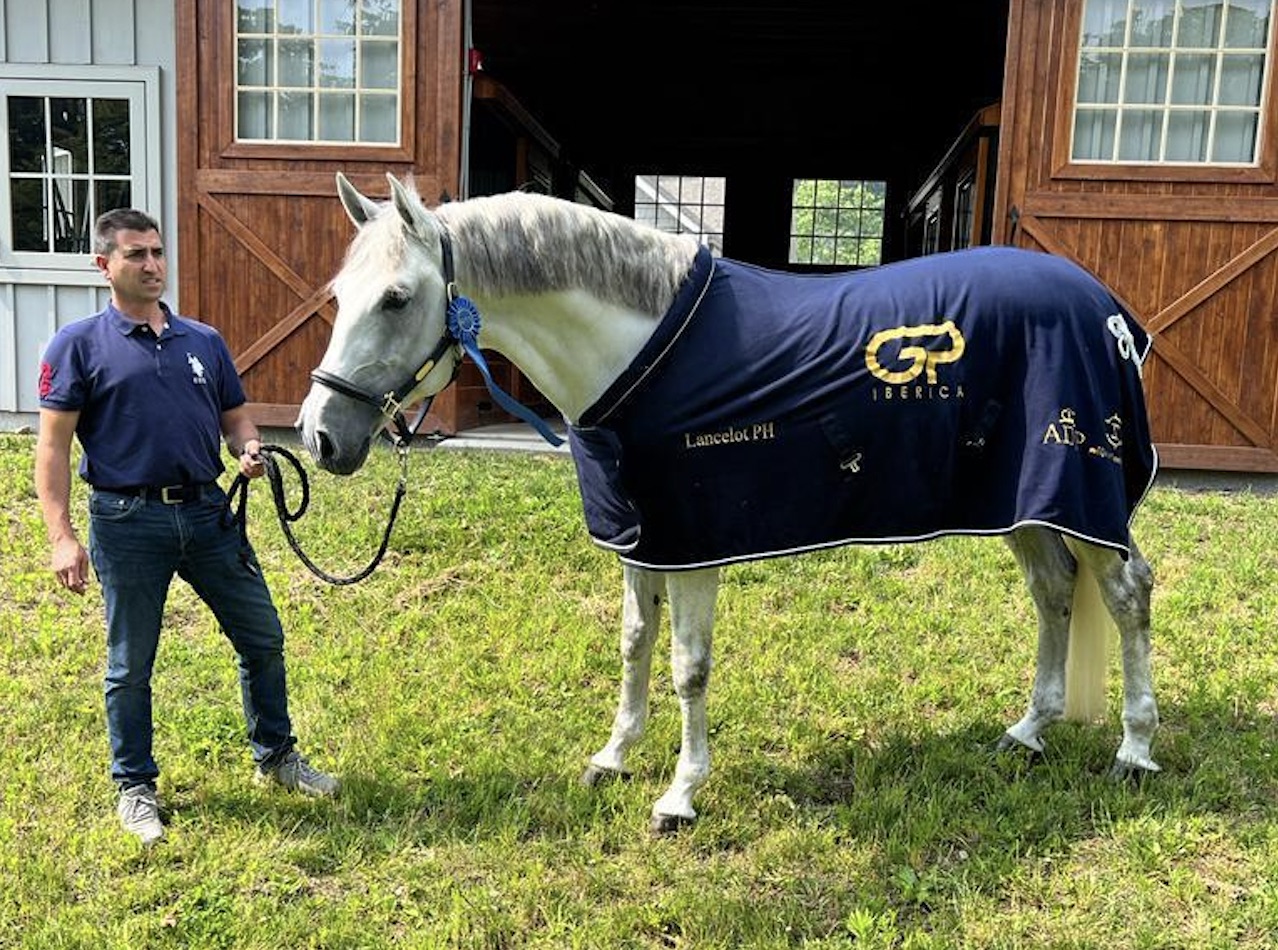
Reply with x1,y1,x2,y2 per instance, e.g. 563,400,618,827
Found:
160,485,185,504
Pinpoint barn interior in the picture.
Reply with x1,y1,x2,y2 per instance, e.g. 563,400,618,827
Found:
465,1,1012,268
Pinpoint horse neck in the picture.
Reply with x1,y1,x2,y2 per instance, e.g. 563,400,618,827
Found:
465,289,663,425
439,195,699,423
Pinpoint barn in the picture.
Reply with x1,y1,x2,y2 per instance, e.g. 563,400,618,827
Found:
2,0,1276,474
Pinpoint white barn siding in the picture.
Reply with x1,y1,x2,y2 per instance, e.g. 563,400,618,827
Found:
0,0,177,427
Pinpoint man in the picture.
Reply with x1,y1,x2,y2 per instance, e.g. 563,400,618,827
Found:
35,208,338,846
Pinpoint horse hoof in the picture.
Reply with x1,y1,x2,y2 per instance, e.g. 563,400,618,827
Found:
993,732,1045,764
580,764,630,787
1108,759,1160,785
650,812,696,836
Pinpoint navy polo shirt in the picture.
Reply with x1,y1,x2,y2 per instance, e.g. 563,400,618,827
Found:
38,302,247,488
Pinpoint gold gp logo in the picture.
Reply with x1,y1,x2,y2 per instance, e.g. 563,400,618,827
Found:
865,321,966,384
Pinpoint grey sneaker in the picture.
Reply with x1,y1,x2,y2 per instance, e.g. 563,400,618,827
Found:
255,749,339,797
117,784,164,845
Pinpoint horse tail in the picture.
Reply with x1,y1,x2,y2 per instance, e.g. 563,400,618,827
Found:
1063,553,1114,722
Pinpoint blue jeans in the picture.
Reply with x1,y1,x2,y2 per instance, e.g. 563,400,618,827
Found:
88,485,295,787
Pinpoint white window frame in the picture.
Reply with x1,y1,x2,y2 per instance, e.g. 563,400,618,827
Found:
0,64,161,279
233,0,404,147
1070,0,1275,166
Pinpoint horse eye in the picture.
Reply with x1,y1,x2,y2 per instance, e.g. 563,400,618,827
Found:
381,288,410,312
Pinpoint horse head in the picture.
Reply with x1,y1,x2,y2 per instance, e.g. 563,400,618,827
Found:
297,172,461,474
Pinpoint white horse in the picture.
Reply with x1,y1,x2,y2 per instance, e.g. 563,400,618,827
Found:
297,173,1161,834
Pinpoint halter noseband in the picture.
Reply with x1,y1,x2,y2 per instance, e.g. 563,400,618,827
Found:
310,227,564,447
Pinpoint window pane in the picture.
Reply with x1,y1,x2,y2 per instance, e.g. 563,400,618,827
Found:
238,38,273,86
1166,110,1210,159
362,0,399,35
51,177,88,252
360,39,398,88
1082,0,1132,46
1225,0,1270,46
238,90,272,138
318,0,356,34
1078,52,1124,102
8,96,46,172
10,178,46,251
93,99,131,174
237,0,274,33
49,98,89,174
278,91,313,139
278,0,313,34
1125,53,1170,102
1212,110,1258,160
94,179,132,218
319,38,356,88
1073,109,1117,159
359,93,397,142
1118,108,1164,159
319,93,355,140
1177,0,1223,47
1130,0,1177,46
278,39,314,87
1170,53,1215,104
792,179,814,204
1218,53,1264,104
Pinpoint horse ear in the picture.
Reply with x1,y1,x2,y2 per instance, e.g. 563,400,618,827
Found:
386,173,435,240
336,172,380,226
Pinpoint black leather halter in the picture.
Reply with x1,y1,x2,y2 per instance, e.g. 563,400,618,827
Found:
309,229,463,445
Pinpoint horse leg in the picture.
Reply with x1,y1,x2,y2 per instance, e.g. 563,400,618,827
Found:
999,526,1077,755
1069,538,1160,779
650,567,719,835
582,564,665,786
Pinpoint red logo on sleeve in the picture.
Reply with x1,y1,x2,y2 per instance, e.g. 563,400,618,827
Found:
38,361,54,399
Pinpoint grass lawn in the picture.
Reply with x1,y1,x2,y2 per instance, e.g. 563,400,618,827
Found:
3,431,1278,948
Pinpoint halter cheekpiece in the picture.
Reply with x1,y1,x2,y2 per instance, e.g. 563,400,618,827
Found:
310,226,564,447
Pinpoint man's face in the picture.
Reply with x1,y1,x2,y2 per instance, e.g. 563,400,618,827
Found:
95,228,167,308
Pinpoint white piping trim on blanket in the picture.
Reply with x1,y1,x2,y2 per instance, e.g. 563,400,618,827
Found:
603,446,1162,572
615,520,1137,572
588,257,717,426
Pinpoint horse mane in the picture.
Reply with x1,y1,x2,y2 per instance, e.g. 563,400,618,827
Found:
435,192,701,315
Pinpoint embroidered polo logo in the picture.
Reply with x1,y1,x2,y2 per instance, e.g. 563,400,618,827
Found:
865,321,966,384
38,361,53,398
187,353,207,385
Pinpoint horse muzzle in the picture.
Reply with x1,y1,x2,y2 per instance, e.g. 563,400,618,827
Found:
296,387,375,475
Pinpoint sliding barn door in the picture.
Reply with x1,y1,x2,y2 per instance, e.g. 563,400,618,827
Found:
176,0,463,428
997,0,1278,472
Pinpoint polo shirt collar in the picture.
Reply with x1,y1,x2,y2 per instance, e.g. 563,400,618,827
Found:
105,300,185,337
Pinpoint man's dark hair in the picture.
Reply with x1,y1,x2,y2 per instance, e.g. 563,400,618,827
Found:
93,208,162,256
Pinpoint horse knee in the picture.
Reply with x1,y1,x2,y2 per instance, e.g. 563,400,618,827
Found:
619,622,656,665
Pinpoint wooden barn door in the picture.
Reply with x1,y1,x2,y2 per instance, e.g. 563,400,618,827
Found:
996,0,1278,473
176,0,463,429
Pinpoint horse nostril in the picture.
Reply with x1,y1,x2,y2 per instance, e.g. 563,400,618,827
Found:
317,431,334,461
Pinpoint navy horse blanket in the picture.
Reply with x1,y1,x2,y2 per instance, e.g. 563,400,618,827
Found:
568,245,1158,571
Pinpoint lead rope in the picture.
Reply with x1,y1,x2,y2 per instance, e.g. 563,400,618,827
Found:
224,443,409,586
